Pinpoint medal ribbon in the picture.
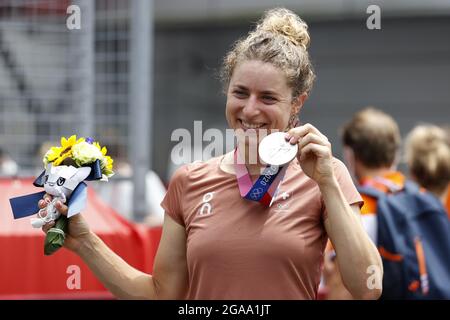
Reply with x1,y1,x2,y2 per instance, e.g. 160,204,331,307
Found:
234,148,289,207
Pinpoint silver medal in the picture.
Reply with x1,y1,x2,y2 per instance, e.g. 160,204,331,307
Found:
259,132,298,166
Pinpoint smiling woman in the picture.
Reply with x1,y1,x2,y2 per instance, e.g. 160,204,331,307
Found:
226,61,294,131
36,7,382,300
220,8,314,174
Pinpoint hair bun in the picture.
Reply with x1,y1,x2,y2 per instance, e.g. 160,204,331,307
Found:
257,8,310,49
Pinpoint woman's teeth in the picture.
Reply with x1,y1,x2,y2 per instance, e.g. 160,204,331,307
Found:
241,121,265,129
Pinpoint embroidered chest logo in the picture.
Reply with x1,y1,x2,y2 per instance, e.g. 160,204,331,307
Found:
199,192,214,216
273,190,293,212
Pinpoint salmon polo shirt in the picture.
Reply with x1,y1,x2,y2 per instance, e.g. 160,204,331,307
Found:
161,155,362,299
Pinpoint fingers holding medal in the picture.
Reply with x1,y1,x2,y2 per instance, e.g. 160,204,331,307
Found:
285,123,334,184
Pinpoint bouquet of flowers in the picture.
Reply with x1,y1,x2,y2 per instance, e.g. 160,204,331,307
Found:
9,135,114,255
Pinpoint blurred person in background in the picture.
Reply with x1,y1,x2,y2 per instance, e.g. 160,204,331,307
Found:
324,108,450,299
445,126,450,216
341,108,402,245
323,107,401,299
36,8,381,300
96,144,166,226
405,124,450,214
0,147,18,176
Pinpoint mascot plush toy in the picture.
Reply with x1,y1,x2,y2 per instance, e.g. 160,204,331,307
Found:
9,135,114,255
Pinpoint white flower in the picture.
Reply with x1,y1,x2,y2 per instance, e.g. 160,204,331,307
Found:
72,141,104,166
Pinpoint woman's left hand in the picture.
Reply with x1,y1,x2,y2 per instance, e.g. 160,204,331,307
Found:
286,123,335,186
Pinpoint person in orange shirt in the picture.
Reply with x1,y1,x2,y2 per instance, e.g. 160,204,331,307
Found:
405,124,450,217
324,109,450,299
342,108,404,247
323,107,402,299
37,8,382,300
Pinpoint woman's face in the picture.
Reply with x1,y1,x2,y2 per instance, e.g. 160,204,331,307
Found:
225,60,300,146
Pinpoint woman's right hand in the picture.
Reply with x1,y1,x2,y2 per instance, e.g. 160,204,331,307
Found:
38,193,92,253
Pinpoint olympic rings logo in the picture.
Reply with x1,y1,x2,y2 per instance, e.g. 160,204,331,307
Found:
250,188,264,200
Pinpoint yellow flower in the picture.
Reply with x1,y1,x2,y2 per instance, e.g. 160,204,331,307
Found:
91,141,114,176
53,150,73,166
60,135,84,155
93,141,107,154
101,155,114,177
50,135,84,166
41,134,114,178
43,146,62,165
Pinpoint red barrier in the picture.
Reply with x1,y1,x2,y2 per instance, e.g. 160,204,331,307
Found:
0,178,162,299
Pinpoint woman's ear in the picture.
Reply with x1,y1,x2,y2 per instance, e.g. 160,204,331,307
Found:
292,93,308,114
288,93,308,128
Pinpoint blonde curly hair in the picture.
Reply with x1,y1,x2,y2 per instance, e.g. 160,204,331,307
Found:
221,8,316,100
